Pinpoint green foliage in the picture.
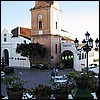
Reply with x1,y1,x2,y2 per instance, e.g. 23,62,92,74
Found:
4,76,27,91
88,75,99,92
66,71,80,80
66,70,99,92
16,42,46,58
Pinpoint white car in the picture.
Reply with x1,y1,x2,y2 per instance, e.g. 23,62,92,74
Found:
88,63,98,68
89,66,99,75
1,71,5,79
82,63,98,71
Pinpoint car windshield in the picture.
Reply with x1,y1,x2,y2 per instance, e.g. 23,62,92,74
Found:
88,64,98,69
89,64,97,66
82,64,99,70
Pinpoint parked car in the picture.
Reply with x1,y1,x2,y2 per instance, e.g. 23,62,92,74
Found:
82,64,99,76
82,63,98,71
88,63,98,68
1,61,7,69
2,67,14,74
89,66,99,76
1,71,5,79
32,64,48,70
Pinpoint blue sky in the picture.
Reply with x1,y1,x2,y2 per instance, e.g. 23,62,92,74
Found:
1,1,99,42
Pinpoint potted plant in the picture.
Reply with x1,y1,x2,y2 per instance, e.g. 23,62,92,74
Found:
4,76,27,99
75,72,89,89
66,71,89,89
32,84,52,99
87,74,99,99
66,71,80,80
51,83,69,99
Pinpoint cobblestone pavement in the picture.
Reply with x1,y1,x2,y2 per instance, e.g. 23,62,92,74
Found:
1,68,73,97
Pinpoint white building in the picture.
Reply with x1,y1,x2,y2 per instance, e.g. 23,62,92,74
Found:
88,49,99,65
1,27,31,68
61,40,85,71
61,39,99,71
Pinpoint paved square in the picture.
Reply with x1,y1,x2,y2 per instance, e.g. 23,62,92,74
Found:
1,68,72,97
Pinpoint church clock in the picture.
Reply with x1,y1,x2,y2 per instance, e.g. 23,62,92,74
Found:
38,14,42,20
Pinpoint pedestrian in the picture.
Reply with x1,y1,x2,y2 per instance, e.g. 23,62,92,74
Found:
50,68,56,81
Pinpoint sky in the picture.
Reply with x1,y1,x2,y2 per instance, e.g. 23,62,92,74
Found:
1,1,99,43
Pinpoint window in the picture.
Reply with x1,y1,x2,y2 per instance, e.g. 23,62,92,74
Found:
56,22,57,29
79,54,81,60
82,53,84,59
4,33,7,42
39,21,42,30
55,44,57,54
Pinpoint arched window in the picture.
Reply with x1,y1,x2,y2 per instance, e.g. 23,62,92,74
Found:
39,21,42,30
4,33,7,42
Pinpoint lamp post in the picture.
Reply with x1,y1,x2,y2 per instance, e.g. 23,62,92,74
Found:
74,31,99,75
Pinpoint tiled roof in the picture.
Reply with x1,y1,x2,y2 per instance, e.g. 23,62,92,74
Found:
20,27,31,40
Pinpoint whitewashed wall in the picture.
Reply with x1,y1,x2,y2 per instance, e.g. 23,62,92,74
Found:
61,41,85,71
50,3,62,35
1,28,31,68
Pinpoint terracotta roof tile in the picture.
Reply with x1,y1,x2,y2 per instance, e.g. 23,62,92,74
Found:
20,27,31,39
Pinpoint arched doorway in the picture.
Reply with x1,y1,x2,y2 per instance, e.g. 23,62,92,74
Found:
61,50,74,69
3,49,9,65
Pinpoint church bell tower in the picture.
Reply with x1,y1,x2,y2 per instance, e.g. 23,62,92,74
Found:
30,1,62,66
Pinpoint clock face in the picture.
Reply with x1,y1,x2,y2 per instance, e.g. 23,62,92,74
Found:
38,14,42,19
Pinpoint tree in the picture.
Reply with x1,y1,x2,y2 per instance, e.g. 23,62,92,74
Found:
16,42,46,68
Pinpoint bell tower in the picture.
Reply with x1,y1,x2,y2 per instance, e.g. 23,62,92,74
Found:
30,1,62,66
30,1,61,36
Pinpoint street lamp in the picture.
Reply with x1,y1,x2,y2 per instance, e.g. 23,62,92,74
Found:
95,38,99,49
74,31,99,75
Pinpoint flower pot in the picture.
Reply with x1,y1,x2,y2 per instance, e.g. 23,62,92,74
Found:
7,89,24,99
36,95,50,99
54,94,68,99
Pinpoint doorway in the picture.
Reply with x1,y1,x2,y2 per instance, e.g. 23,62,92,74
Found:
61,50,74,68
3,49,9,65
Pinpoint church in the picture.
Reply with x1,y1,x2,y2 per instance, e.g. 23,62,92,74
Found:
29,1,78,69
1,1,98,71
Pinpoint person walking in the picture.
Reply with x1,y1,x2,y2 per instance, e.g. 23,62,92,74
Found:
50,68,56,81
